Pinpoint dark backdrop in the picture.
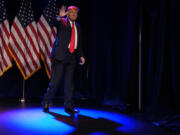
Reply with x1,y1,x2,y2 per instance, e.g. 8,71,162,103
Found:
141,0,180,116
140,0,180,132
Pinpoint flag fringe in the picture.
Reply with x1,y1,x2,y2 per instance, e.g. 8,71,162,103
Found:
8,46,41,80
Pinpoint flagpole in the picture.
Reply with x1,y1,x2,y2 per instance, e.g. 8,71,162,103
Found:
20,79,26,103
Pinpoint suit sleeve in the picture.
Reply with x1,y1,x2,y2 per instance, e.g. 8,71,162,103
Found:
52,16,61,29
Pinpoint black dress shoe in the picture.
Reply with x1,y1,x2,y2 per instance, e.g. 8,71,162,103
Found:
65,108,79,114
43,103,49,112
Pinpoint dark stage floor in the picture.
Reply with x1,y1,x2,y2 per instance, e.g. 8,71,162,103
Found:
0,101,178,135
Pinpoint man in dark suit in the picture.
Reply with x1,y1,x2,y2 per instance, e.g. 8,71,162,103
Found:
42,5,85,114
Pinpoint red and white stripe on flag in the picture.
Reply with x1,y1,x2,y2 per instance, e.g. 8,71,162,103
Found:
37,15,57,78
9,17,41,80
37,0,58,78
9,0,40,80
0,19,12,76
8,0,41,80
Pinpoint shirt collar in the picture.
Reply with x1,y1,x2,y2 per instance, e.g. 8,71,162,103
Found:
69,20,76,27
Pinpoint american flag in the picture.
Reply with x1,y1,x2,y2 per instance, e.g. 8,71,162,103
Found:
37,0,58,78
8,0,41,80
0,0,12,76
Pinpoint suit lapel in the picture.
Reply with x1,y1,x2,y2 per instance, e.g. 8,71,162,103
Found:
76,23,80,46
66,19,72,45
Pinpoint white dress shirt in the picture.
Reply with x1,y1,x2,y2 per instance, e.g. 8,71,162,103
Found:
68,20,78,49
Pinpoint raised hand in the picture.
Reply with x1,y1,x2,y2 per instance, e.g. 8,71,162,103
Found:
59,5,68,17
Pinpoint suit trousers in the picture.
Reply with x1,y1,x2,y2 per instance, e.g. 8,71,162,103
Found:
43,53,76,109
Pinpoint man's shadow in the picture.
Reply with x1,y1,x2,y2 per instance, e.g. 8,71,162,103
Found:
47,111,131,135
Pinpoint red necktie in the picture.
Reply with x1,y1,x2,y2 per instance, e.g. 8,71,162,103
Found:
69,22,75,53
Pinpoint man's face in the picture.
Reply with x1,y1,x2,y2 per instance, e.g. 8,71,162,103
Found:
68,9,78,21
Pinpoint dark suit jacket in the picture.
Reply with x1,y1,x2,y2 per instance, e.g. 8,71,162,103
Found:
50,17,84,61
